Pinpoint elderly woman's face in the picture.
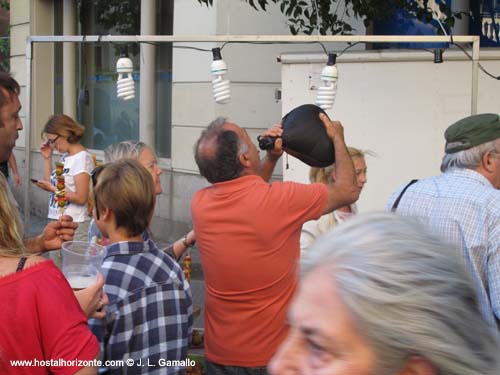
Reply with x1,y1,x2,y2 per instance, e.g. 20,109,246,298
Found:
269,268,377,375
137,147,163,195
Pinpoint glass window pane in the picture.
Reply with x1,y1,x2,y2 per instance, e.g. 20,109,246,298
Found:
54,1,173,157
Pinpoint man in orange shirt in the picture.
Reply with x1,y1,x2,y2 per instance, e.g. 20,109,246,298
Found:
192,113,358,375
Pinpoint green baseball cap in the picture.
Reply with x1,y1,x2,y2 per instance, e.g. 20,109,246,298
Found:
444,113,500,154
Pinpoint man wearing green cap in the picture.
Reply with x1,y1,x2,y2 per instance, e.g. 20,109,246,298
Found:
387,113,500,335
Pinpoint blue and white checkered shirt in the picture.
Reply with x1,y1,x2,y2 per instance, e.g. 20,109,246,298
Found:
387,168,500,334
89,239,193,374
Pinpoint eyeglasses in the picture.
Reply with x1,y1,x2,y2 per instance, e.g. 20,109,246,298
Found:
47,135,61,145
91,165,105,220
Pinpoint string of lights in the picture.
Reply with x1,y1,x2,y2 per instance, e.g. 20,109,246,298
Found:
100,37,498,107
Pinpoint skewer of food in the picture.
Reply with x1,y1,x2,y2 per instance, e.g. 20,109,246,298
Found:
183,251,192,283
54,161,67,215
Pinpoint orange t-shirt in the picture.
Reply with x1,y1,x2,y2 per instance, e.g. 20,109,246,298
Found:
191,175,328,366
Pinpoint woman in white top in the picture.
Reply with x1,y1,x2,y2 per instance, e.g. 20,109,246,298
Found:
300,147,368,254
36,115,94,247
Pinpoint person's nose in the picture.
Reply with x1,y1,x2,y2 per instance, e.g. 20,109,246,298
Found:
155,165,162,176
358,172,367,185
268,335,301,375
17,118,23,131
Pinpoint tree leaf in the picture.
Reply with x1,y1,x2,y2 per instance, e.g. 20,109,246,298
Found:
258,0,268,10
231,0,464,36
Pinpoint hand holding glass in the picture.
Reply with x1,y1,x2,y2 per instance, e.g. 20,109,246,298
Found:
61,241,105,290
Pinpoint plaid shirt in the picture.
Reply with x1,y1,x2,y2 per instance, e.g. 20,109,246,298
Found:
89,239,193,374
387,168,500,334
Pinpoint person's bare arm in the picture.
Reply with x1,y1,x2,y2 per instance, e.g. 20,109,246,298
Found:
8,154,21,186
40,142,53,181
169,230,196,260
24,215,78,253
259,124,283,182
74,273,109,319
66,172,91,205
320,113,359,214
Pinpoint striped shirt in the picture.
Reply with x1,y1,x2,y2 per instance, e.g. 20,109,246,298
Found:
387,168,500,334
89,239,193,374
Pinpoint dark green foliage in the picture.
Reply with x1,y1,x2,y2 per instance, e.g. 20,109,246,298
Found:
78,0,141,56
0,0,9,72
197,0,465,36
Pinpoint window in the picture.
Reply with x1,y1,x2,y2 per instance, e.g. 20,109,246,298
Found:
54,0,173,157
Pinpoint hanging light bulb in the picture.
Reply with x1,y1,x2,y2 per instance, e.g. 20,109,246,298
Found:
116,47,135,101
316,53,338,110
211,47,231,104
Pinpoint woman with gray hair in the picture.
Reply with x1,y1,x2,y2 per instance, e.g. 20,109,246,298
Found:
88,140,195,260
269,212,499,375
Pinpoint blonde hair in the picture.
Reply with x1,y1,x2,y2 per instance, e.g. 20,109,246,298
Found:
0,174,25,256
42,114,85,144
309,146,366,184
94,159,155,237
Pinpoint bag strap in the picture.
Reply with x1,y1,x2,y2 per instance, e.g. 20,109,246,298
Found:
16,257,27,273
391,179,418,212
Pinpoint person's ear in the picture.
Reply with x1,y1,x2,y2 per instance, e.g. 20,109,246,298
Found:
397,356,437,375
239,152,252,168
483,151,498,173
101,207,113,222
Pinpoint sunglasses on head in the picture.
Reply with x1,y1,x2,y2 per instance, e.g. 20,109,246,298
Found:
91,165,105,220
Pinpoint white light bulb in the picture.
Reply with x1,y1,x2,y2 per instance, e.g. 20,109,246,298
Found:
316,53,338,110
116,54,135,101
211,48,231,104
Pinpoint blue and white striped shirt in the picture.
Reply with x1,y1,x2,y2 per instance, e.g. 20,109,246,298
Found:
387,168,500,334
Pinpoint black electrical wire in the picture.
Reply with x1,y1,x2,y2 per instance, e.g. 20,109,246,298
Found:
453,42,500,80
220,40,328,55
337,41,360,57
99,35,500,80
117,41,212,52
173,45,213,52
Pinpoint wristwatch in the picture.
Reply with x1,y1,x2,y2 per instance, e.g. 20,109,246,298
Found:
182,235,195,248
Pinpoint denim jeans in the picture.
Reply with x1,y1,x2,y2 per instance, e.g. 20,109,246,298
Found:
207,361,268,375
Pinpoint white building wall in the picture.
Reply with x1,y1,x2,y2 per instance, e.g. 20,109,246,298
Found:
11,0,487,243
171,0,366,175
281,49,500,213
10,0,30,147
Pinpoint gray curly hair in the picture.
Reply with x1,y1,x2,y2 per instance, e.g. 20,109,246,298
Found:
104,140,150,163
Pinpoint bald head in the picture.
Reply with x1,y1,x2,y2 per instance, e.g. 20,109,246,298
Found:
194,117,252,184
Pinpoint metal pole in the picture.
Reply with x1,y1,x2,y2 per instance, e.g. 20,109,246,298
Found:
471,36,480,115
140,0,156,147
28,35,478,44
23,38,33,226
63,0,77,118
